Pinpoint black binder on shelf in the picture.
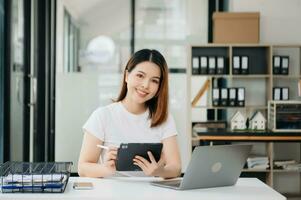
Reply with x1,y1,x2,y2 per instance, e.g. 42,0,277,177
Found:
233,56,240,74
212,88,220,106
200,56,208,74
216,56,225,74
192,56,200,75
273,87,281,100
282,87,289,100
281,56,289,75
237,88,245,107
220,88,228,106
229,88,237,106
241,56,249,74
208,56,216,74
273,56,281,74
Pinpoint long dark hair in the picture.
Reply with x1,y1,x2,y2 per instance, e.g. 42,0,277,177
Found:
116,49,169,127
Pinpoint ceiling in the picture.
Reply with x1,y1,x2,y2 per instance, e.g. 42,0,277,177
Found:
62,0,106,18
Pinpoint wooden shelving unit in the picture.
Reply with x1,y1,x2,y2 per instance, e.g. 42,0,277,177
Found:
188,44,301,193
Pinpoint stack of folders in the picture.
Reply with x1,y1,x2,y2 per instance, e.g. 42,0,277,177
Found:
247,156,269,169
0,161,72,193
274,160,301,170
281,163,301,171
1,174,67,192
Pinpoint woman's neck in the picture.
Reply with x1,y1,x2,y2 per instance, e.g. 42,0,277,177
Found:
121,97,146,115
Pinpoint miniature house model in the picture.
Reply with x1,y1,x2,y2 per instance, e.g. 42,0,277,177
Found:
250,111,266,130
231,111,246,130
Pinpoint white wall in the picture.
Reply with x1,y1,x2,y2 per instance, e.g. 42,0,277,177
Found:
229,0,301,43
186,0,208,43
229,0,301,194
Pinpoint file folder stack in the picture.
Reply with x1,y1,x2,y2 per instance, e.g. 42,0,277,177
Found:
247,156,269,169
0,161,72,193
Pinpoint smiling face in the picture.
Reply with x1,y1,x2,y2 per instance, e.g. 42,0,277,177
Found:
125,61,161,105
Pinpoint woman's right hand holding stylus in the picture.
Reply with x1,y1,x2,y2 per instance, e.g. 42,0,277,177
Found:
103,147,118,175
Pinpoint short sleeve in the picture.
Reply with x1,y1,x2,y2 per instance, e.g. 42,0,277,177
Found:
82,109,105,141
161,113,178,140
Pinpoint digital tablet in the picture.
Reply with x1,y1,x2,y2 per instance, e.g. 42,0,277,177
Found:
116,143,163,171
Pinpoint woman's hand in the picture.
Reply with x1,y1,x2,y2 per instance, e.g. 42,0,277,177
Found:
133,151,165,176
103,147,118,175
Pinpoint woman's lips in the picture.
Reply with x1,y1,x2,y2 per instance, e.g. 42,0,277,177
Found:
136,88,149,97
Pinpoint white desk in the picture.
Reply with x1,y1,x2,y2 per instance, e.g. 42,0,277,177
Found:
0,177,286,200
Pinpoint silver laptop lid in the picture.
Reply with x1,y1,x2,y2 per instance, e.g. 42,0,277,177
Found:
180,144,252,190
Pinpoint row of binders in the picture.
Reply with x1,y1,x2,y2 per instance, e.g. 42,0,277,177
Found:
192,55,249,75
212,87,245,107
273,56,289,75
192,55,290,75
273,87,289,100
192,56,227,75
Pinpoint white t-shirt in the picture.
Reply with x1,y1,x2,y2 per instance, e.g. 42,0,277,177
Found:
82,101,177,176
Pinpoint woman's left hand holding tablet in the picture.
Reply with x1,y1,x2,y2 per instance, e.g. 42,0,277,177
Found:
133,151,164,176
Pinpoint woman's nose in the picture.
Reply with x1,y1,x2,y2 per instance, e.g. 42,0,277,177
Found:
142,79,150,88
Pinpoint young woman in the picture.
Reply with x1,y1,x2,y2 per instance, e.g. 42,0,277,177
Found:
78,49,181,178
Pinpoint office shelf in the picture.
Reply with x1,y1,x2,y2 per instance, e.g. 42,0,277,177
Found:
188,44,301,192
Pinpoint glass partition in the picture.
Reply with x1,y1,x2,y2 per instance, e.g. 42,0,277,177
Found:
134,0,190,170
7,0,25,161
63,10,79,73
55,0,131,171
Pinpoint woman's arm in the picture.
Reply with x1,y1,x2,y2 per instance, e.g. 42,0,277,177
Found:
78,132,117,178
133,135,181,178
156,135,181,178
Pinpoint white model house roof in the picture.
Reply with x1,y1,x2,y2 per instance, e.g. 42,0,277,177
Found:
250,111,266,122
231,111,246,121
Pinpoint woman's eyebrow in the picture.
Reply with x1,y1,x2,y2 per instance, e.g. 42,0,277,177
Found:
137,71,160,79
137,70,146,74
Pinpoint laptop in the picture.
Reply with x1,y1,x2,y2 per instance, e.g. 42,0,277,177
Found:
151,144,252,190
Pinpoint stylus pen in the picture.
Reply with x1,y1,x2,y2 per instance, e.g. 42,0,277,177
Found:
96,144,109,150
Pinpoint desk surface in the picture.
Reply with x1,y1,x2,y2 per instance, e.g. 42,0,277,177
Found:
0,177,286,200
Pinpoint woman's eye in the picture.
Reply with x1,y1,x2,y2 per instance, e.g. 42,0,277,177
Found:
136,74,143,78
152,79,159,84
